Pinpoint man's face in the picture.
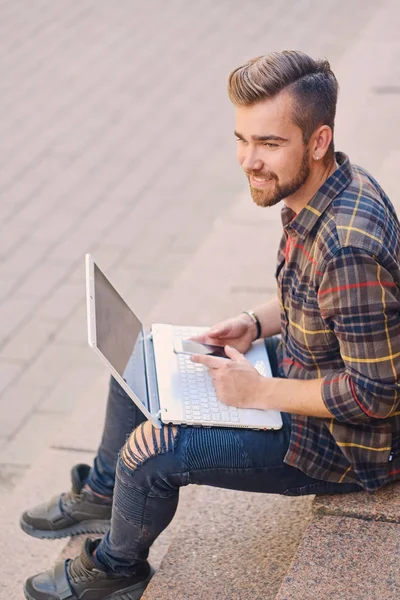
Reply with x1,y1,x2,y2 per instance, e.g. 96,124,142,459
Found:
235,92,311,208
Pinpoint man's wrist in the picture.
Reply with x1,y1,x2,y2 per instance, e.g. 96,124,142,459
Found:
242,310,262,341
254,374,276,410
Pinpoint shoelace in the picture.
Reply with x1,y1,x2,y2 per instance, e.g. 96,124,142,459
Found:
60,489,84,513
67,555,100,584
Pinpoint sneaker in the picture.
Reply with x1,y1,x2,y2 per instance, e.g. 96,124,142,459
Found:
24,538,154,600
20,463,112,539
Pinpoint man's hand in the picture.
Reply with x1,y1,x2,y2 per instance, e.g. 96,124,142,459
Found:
191,345,264,409
189,314,257,354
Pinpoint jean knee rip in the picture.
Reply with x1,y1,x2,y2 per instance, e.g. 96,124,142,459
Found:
121,421,178,471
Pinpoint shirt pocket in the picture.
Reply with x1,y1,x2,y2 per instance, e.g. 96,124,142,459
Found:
287,290,336,353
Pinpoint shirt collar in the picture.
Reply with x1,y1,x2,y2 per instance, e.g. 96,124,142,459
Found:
280,152,352,239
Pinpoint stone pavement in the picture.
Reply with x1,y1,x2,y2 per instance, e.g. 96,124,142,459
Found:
1,0,400,596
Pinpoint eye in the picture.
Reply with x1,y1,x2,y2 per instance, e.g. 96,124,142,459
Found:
263,142,278,148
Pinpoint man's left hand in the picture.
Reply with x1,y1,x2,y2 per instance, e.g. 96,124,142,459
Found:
191,345,265,409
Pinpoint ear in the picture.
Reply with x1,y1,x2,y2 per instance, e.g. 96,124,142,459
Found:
311,125,333,162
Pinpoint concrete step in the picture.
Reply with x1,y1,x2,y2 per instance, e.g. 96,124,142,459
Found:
275,513,400,600
276,482,400,600
313,479,400,523
142,487,313,600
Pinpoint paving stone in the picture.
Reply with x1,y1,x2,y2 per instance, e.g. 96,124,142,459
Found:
0,205,14,222
0,464,28,500
0,172,43,211
0,411,66,466
122,250,190,288
38,361,104,414
0,242,48,300
0,152,67,213
0,359,23,396
34,279,84,321
12,342,98,390
48,203,129,263
52,372,108,452
0,381,48,438
13,259,72,298
0,317,58,362
0,296,38,346
0,219,35,257
53,303,93,346
11,185,61,223
29,206,79,244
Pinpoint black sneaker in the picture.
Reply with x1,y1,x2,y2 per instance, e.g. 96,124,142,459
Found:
20,464,112,539
24,538,154,600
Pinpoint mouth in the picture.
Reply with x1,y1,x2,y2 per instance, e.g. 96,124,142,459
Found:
249,175,273,188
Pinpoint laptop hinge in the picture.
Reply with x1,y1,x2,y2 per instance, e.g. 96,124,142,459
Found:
142,325,161,419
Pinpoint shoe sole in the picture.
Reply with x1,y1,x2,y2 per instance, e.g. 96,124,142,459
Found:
23,567,156,600
19,516,111,539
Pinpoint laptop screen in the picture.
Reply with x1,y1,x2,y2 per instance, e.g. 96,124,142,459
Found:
93,263,148,406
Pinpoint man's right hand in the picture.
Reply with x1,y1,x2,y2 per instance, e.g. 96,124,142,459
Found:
189,313,257,354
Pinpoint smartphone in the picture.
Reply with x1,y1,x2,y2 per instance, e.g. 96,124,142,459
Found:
174,338,228,359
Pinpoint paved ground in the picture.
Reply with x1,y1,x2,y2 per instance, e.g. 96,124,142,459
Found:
0,0,399,503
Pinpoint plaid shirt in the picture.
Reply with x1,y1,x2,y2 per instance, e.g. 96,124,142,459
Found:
276,152,400,492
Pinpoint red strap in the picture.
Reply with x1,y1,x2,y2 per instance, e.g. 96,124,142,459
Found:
284,212,296,263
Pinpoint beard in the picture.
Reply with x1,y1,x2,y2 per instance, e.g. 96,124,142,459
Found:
247,147,310,208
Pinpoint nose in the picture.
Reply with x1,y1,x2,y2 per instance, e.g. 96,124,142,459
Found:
240,147,264,173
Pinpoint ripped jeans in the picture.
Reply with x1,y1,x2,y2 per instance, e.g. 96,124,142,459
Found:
88,337,362,575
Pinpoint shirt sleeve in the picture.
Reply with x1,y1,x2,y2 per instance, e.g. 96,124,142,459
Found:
318,246,400,423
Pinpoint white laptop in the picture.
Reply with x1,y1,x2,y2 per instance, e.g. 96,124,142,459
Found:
85,254,282,431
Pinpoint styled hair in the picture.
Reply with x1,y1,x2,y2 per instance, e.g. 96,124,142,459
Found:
227,50,338,160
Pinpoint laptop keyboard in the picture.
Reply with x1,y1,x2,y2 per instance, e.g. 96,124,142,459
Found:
174,326,240,424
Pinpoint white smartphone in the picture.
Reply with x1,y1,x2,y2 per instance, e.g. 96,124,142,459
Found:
174,338,228,359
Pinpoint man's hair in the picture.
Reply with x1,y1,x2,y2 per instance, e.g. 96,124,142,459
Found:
227,50,338,160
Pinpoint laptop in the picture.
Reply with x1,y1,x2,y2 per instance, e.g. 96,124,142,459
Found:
85,254,282,431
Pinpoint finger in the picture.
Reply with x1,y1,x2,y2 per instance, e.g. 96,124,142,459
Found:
191,336,225,347
190,354,228,369
224,344,247,363
188,333,207,342
188,329,227,344
207,323,233,338
189,323,233,344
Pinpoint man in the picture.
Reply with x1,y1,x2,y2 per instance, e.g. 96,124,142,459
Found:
23,50,400,600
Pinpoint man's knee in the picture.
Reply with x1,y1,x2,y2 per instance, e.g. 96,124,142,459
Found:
121,421,178,470
110,375,129,399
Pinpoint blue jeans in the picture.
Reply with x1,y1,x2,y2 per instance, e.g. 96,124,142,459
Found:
88,337,362,574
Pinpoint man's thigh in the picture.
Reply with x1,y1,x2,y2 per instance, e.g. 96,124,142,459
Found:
176,414,362,497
